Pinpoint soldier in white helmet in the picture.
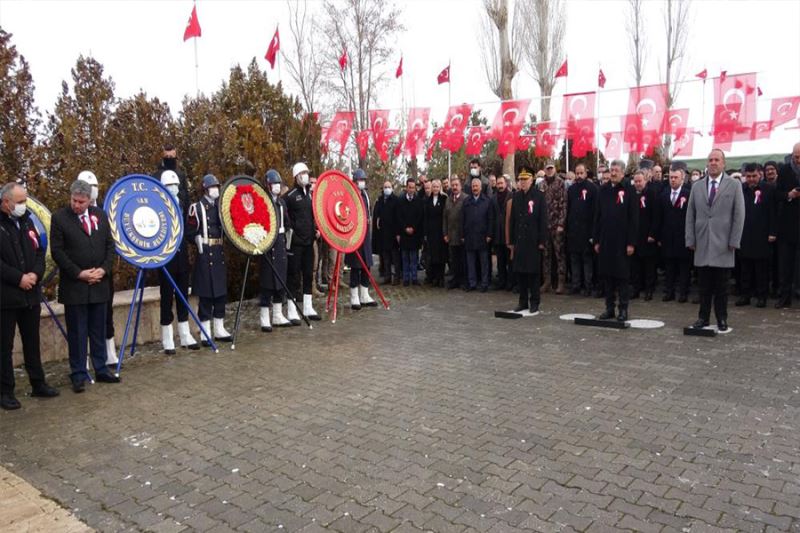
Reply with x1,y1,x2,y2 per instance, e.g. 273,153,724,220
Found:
76,170,118,366
284,163,321,322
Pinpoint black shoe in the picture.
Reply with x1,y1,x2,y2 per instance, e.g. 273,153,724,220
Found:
351,303,362,311
411,280,421,286
529,304,540,314
644,291,653,301
31,384,59,398
598,309,615,320
692,318,710,329
96,373,120,384
691,296,700,304
717,320,728,332
630,291,640,300
261,325,273,333
592,290,604,299
402,281,409,287
464,286,475,292
71,381,86,393
479,286,488,293
775,297,791,309
1,394,21,410
164,348,176,355
662,293,675,302
581,288,591,297
677,294,688,303
183,342,200,350
569,287,582,295
735,297,750,307
513,304,527,312
756,298,767,308
617,309,628,322
215,335,233,342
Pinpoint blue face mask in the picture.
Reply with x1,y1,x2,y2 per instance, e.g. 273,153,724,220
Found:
166,184,180,198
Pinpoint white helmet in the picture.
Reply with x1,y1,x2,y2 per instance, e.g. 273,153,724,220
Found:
77,170,98,186
160,170,180,187
292,162,310,178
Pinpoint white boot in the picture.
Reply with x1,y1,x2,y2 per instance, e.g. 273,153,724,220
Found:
200,320,213,346
105,337,118,365
303,294,320,321
177,321,199,350
213,318,232,341
350,287,362,310
286,300,302,326
359,286,377,307
259,307,272,332
161,325,176,355
272,303,291,327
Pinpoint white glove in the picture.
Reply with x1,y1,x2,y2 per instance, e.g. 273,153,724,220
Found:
195,235,204,255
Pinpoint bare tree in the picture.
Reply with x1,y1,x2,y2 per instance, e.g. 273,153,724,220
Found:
626,0,647,88
520,0,566,122
663,0,691,156
283,0,325,113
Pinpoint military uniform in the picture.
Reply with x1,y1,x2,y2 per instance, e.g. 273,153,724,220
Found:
346,171,377,309
539,175,567,292
507,184,548,312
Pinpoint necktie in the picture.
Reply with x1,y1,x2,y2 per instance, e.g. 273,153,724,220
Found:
82,214,91,235
671,192,678,206
708,180,717,206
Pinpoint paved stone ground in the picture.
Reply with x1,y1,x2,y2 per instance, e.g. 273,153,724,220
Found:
2,283,800,532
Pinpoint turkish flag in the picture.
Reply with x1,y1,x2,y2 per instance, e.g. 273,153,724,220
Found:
356,130,371,160
338,49,348,71
320,127,329,155
714,72,757,142
393,137,403,158
324,111,355,155
695,69,708,80
437,65,450,85
265,27,280,69
627,84,668,136
560,92,596,138
442,103,473,151
664,108,690,137
427,127,447,159
603,132,623,160
369,109,391,148
555,59,568,78
570,119,596,158
517,135,534,151
465,127,489,156
183,5,202,41
621,115,657,154
376,129,399,162
769,96,800,127
673,128,695,157
750,121,773,141
534,122,559,157
404,107,431,158
396,56,403,78
598,69,606,89
489,99,530,138
712,103,742,150
639,130,660,156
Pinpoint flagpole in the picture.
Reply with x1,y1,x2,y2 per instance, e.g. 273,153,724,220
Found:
447,60,451,178
596,63,601,171
565,66,570,174
193,35,199,96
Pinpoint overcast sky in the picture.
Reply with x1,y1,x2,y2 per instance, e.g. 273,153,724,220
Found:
1,0,799,160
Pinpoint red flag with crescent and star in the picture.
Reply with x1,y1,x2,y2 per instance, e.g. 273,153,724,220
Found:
555,59,568,79
603,132,623,160
626,84,668,137
338,48,348,71
404,108,431,158
598,69,606,89
442,103,473,152
395,57,403,78
534,122,560,157
561,92,595,139
664,108,690,137
265,27,280,69
437,65,450,85
769,96,800,127
750,121,773,141
356,130,371,160
324,111,355,155
673,128,696,157
714,72,757,143
183,5,202,41
490,99,530,158
570,119,596,158
369,109,391,151
427,127,447,159
465,127,489,156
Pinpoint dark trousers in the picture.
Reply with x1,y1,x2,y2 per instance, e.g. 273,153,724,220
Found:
569,249,594,290
777,242,797,300
288,243,314,299
428,262,446,285
106,284,115,339
631,254,657,293
494,244,511,288
380,247,401,281
663,257,691,296
448,245,466,288
349,268,370,288
158,269,190,325
259,288,285,307
604,277,630,310
517,273,541,308
401,249,419,282
697,266,730,322
466,248,489,289
198,295,227,321
769,242,779,294
64,303,110,383
1,305,45,395
740,257,769,299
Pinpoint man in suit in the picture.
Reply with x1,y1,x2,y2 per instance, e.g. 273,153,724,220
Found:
443,177,466,290
656,162,692,302
0,183,60,409
50,180,120,392
686,149,746,331
737,162,777,308
774,143,800,308
395,179,424,286
492,175,514,291
631,170,659,301
566,164,597,296
461,177,496,292
374,180,400,285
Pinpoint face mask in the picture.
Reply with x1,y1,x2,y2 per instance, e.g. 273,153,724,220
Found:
166,184,180,198
90,186,99,202
470,168,480,178
163,158,177,171
297,173,309,187
383,187,392,196
271,183,282,195
357,181,366,190
207,187,220,200
11,202,27,218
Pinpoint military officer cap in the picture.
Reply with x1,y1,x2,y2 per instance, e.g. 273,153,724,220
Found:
353,169,367,181
265,169,282,184
639,158,654,170
202,174,220,189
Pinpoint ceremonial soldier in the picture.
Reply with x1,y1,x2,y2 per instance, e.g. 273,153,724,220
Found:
566,164,597,295
593,160,639,322
737,162,777,308
259,170,292,331
1,183,60,409
285,162,320,322
631,170,659,301
539,161,567,293
157,170,198,353
656,162,692,302
77,170,118,366
346,169,377,310
187,174,232,343
506,170,547,313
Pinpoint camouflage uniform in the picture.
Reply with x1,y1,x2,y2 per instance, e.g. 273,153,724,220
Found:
539,175,567,291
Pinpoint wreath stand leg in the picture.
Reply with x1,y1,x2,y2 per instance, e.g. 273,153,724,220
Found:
115,269,143,376
330,252,342,323
39,290,68,342
265,255,312,329
160,267,219,353
356,251,390,309
231,256,251,350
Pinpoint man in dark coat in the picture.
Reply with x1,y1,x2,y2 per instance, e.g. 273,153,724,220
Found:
374,180,400,285
737,163,777,307
155,170,197,353
187,174,233,342
566,163,597,296
593,160,639,321
631,171,659,300
50,180,120,392
345,169,377,309
285,162,320,321
656,163,692,302
423,178,448,287
774,143,800,308
461,177,496,292
259,170,292,331
492,175,513,290
395,179,424,286
506,171,547,313
443,177,466,289
0,183,59,409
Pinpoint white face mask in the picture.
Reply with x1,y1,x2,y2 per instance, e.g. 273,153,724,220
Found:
297,173,309,186
357,181,366,190
207,187,220,200
166,184,180,198
90,186,99,202
271,183,282,195
12,202,27,218
470,168,480,178
383,187,392,196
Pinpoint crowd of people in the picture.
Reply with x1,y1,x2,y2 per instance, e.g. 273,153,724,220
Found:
2,142,799,411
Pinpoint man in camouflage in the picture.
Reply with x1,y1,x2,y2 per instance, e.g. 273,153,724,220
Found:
539,161,567,293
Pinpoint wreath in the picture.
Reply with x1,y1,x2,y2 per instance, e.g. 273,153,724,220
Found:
229,184,271,248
